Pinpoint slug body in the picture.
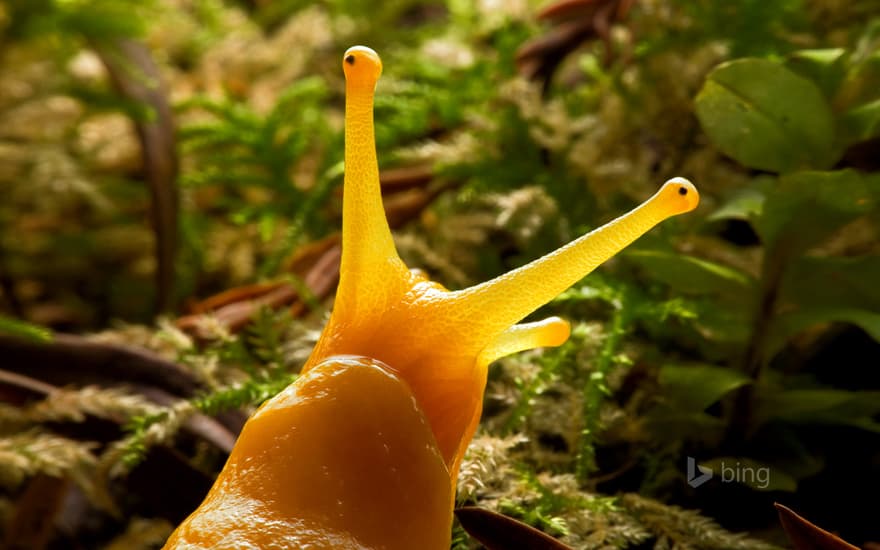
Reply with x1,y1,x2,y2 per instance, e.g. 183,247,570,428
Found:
164,46,699,549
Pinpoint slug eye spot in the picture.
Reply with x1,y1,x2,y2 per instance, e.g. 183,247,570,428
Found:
345,54,356,65
678,186,688,196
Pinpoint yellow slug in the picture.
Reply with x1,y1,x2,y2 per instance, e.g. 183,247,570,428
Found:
164,46,699,549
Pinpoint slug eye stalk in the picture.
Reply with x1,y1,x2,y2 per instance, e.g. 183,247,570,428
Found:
447,176,700,349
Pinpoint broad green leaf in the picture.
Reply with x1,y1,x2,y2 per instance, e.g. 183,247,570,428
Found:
767,307,880,358
786,48,847,98
839,98,880,147
755,170,876,255
624,250,756,296
706,185,767,222
701,457,797,491
695,58,837,173
691,301,753,345
755,388,880,433
659,364,751,412
781,255,880,312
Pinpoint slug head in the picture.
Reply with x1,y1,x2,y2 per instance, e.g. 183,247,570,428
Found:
304,46,699,486
343,46,383,90
658,177,699,213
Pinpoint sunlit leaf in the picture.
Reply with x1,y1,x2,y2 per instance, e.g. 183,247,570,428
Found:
625,250,756,296
785,48,847,99
696,58,837,173
0,316,53,343
706,184,768,222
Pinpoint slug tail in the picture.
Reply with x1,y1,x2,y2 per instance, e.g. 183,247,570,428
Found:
449,178,699,342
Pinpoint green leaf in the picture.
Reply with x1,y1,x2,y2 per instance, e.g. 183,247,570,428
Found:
659,364,751,412
755,170,876,255
755,388,880,433
786,48,847,99
644,410,727,442
691,300,753,345
781,255,880,312
834,43,880,111
707,183,768,222
59,0,152,40
695,58,837,173
839,98,880,147
0,316,53,343
768,307,880,358
552,280,616,305
625,250,756,296
701,457,797,491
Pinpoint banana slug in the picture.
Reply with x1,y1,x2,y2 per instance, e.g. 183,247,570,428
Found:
164,46,699,549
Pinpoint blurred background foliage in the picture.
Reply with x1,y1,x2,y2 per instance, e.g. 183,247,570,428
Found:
0,0,879,548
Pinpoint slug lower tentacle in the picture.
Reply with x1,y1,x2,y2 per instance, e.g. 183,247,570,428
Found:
164,45,699,550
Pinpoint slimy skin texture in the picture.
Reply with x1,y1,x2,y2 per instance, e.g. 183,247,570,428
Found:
164,46,699,549
166,357,452,549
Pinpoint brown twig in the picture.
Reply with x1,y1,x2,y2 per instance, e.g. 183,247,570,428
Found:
0,358,241,451
0,333,199,397
516,0,635,85
96,39,179,314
